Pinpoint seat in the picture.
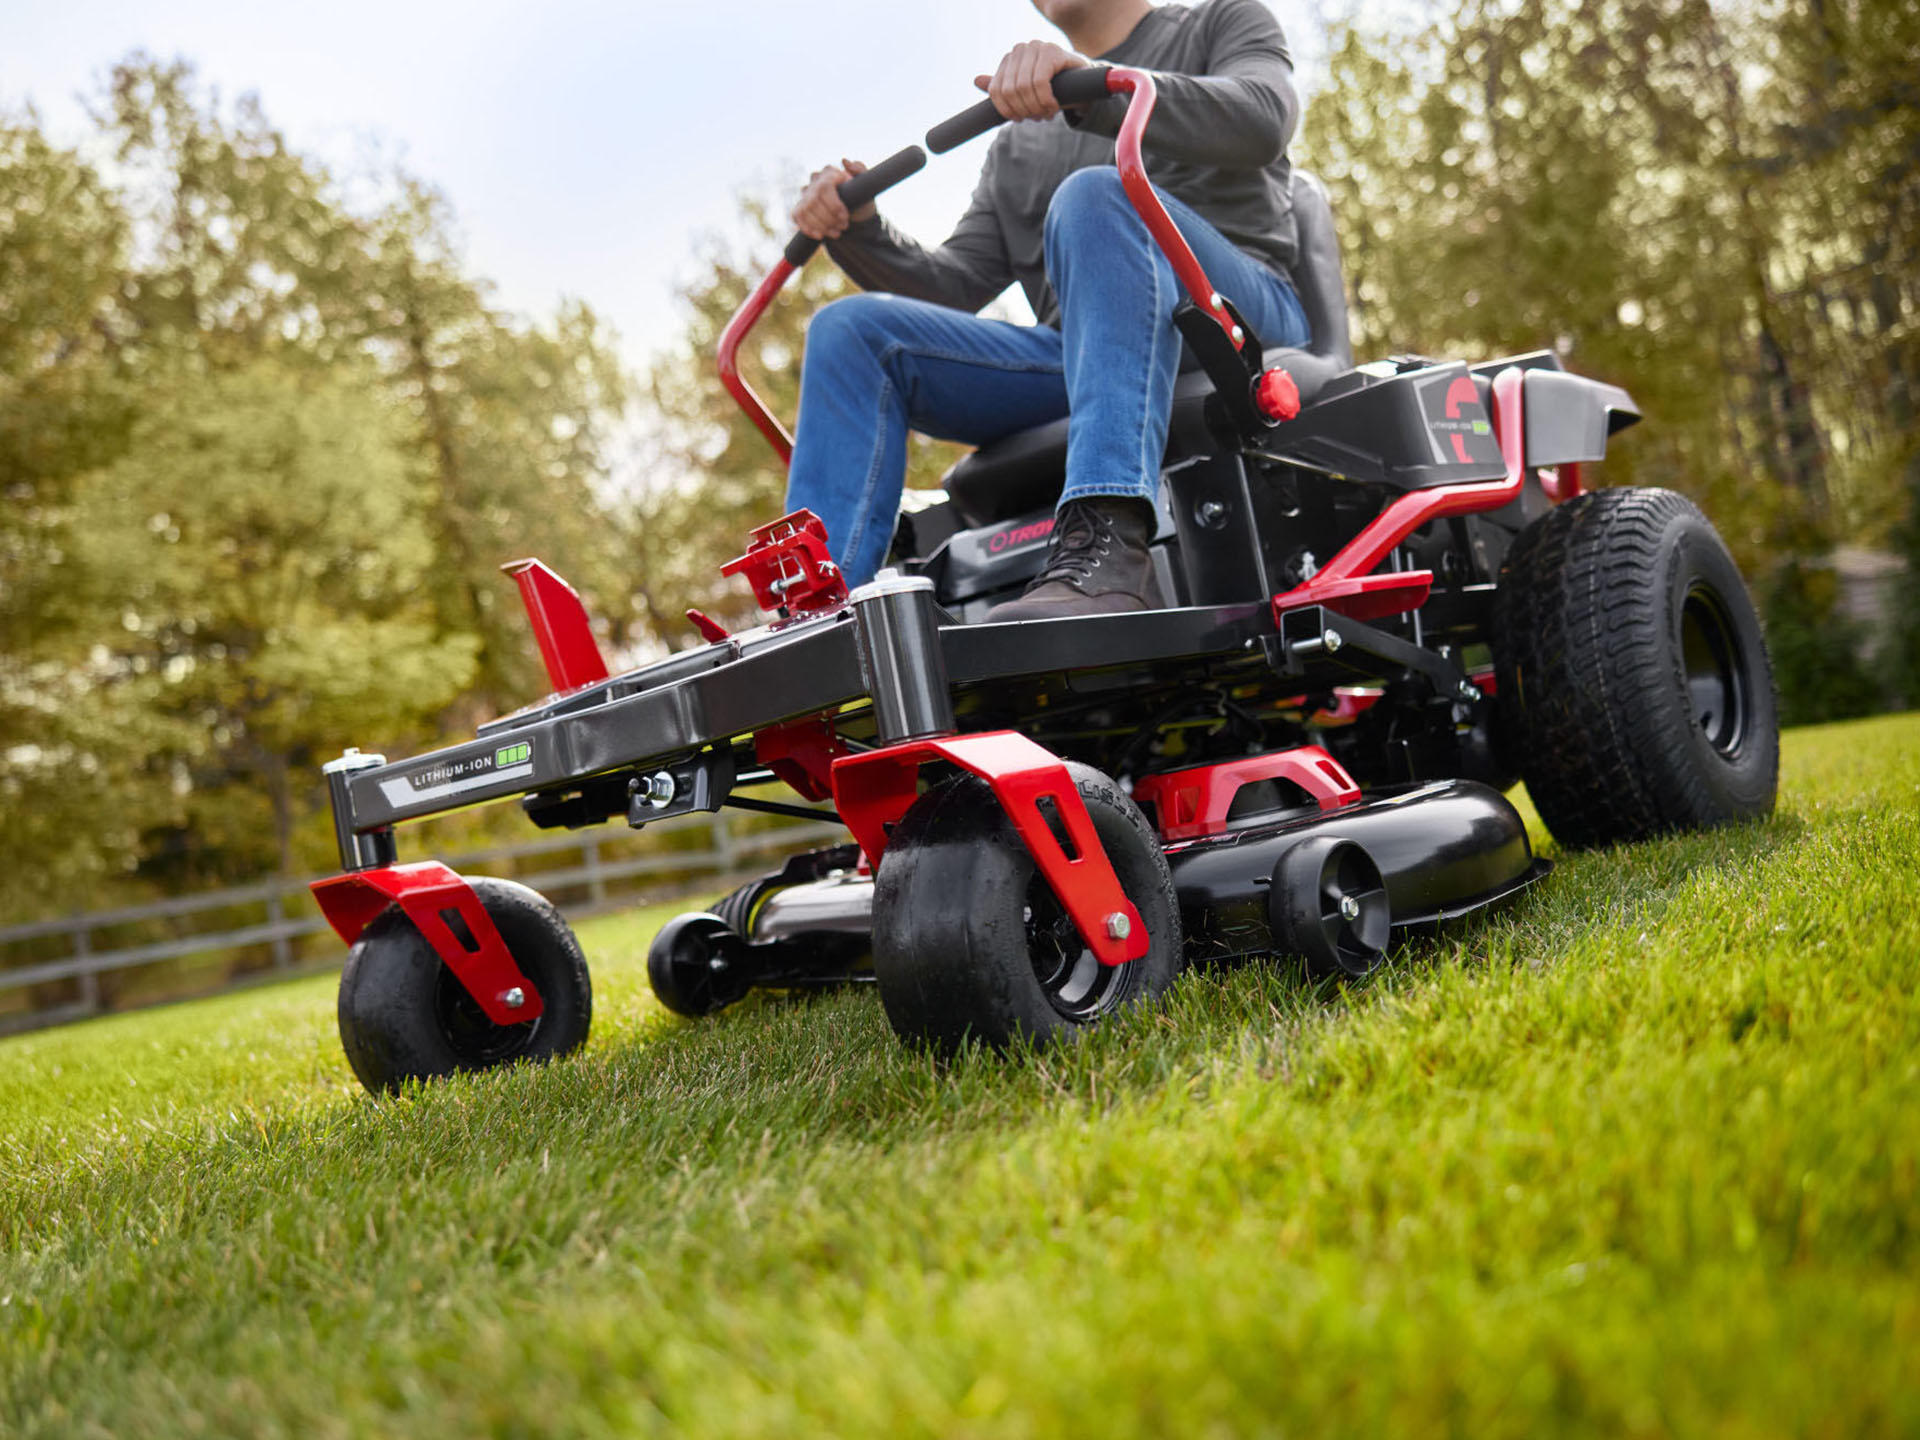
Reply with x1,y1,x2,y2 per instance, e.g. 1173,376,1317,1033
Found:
942,170,1354,527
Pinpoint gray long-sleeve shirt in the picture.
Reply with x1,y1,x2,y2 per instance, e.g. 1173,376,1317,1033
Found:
824,0,1299,327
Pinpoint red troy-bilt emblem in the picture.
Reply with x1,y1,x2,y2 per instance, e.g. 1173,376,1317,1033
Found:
988,516,1056,554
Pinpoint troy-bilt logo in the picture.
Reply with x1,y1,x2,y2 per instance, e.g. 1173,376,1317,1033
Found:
988,516,1055,554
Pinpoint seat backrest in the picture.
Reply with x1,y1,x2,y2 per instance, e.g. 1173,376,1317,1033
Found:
1283,170,1352,370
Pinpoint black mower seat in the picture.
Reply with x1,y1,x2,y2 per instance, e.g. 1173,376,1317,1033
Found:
943,170,1354,528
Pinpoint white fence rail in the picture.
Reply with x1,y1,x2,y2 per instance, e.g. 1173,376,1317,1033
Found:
0,811,848,1037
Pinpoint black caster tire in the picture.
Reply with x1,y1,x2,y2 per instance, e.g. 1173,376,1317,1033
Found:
1493,487,1779,849
871,762,1182,1052
337,877,591,1096
647,912,751,1017
1269,836,1391,980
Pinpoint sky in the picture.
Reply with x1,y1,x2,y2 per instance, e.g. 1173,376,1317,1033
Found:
1,0,1316,372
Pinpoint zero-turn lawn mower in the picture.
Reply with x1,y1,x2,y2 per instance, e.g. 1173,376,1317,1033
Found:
311,67,1778,1094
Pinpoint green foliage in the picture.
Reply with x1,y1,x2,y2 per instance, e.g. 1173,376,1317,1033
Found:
0,59,635,913
1303,0,1918,714
66,359,478,877
1,714,1916,1435
1757,558,1880,727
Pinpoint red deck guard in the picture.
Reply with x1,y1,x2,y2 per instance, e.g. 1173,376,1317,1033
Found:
1272,367,1528,624
1134,746,1361,843
831,731,1148,967
502,559,610,693
310,862,543,1025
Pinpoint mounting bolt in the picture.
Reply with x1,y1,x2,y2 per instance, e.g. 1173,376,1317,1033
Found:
1230,325,1245,345
645,771,676,808
1196,499,1227,527
1323,628,1344,653
502,987,526,1010
1457,679,1482,702
708,956,728,973
1105,911,1132,941
1339,896,1361,922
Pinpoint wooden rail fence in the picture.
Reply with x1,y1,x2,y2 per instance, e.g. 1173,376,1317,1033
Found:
0,811,847,1037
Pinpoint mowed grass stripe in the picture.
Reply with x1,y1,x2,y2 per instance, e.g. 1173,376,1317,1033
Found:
1,713,1915,1437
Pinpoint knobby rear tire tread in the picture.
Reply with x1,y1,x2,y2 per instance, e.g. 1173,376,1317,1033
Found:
1492,487,1778,850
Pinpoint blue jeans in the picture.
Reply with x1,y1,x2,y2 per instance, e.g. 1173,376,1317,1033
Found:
785,166,1311,586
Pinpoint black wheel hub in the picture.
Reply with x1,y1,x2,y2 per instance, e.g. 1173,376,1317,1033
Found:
1310,846,1392,972
1271,836,1391,979
1024,878,1131,1023
432,964,540,1065
1681,583,1749,759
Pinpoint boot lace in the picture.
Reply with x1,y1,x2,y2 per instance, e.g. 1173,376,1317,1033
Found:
1029,501,1114,590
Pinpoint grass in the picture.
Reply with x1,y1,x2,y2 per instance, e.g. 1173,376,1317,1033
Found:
2,713,1917,1438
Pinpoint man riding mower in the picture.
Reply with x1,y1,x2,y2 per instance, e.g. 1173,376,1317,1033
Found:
311,0,1779,1095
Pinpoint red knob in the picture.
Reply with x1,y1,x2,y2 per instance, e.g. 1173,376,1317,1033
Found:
1254,367,1301,422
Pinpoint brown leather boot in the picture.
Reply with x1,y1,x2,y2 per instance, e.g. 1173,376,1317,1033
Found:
986,497,1163,622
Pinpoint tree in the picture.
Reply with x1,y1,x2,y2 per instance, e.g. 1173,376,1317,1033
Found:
0,59,640,915
65,359,479,881
1302,0,1910,719
0,115,140,907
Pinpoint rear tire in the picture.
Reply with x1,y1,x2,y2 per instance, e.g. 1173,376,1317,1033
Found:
1493,487,1778,849
871,762,1181,1051
337,877,591,1096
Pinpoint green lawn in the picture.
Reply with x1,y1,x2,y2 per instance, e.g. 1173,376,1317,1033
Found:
3,715,1917,1438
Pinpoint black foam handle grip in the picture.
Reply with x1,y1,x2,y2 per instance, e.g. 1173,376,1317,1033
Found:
926,67,1114,154
838,143,927,213
1052,67,1116,106
781,144,928,268
926,98,1004,155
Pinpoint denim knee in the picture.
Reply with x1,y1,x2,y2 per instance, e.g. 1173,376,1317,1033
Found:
1044,165,1131,240
803,293,900,364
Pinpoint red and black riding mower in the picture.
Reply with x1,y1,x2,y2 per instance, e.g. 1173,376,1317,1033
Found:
314,68,1779,1094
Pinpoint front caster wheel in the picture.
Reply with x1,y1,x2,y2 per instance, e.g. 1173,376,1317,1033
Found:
647,913,751,1017
337,877,592,1095
870,762,1182,1052
1270,836,1391,980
